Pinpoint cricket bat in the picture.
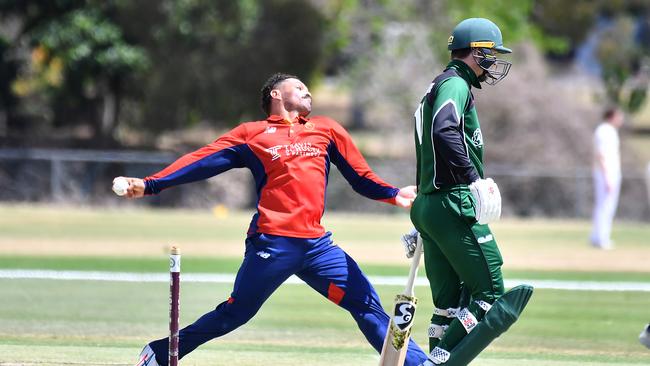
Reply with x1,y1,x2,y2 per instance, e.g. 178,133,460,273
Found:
379,235,423,366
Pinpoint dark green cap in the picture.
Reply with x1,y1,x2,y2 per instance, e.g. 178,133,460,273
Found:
448,18,512,54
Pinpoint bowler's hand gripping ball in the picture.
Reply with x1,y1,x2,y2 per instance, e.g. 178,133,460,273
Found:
112,177,129,196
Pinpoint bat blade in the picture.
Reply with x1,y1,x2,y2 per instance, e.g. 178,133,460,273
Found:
379,295,417,366
379,235,423,366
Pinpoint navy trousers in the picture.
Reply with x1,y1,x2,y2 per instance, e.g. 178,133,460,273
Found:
149,232,428,365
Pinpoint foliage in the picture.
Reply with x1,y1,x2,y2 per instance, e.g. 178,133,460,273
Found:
0,0,328,144
34,9,148,76
446,0,547,55
598,16,650,113
0,35,18,130
0,0,649,145
127,0,326,131
531,0,600,57
532,0,650,114
0,1,149,144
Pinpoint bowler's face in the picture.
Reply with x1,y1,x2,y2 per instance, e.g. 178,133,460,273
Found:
278,78,312,116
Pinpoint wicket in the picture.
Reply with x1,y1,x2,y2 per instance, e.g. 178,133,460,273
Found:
169,246,181,366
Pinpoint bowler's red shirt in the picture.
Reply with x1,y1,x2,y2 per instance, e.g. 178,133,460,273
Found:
144,115,399,238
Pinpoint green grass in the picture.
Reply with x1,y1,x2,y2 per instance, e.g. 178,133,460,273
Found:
1,204,650,365
2,204,647,247
1,279,648,365
0,204,415,243
0,205,247,242
1,255,650,282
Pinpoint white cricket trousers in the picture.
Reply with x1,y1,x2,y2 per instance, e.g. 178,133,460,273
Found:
590,170,621,248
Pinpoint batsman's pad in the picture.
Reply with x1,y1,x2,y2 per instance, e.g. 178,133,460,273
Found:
387,294,418,350
443,284,534,366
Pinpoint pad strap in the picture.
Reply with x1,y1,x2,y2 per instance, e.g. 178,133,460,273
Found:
475,300,492,312
433,306,459,318
428,346,450,364
457,307,478,334
428,323,449,339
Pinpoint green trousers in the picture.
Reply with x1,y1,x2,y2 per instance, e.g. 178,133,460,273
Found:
410,186,505,352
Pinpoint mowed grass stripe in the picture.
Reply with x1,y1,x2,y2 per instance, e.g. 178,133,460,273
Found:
2,205,650,365
2,279,649,365
1,255,649,282
0,343,376,366
2,204,650,272
1,345,646,366
2,269,650,292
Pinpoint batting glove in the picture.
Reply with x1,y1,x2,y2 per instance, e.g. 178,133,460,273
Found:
401,228,419,258
468,178,501,225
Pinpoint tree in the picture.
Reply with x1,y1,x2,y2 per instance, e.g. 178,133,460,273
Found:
321,0,544,130
532,0,650,113
0,0,330,145
0,35,19,135
35,7,149,143
119,0,327,133
0,0,148,145
598,15,650,113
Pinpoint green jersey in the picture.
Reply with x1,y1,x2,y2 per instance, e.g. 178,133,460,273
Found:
414,60,484,194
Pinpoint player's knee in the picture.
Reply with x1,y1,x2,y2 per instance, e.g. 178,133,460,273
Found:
473,286,504,307
216,298,259,326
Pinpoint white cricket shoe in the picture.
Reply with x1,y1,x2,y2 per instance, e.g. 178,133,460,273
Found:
640,323,650,349
135,345,160,366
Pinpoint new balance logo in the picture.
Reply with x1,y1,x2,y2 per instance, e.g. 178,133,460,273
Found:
265,126,277,134
256,251,270,259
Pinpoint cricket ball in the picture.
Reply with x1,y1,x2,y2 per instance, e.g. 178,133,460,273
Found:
112,177,129,196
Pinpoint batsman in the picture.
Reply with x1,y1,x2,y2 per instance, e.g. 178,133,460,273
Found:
409,18,533,365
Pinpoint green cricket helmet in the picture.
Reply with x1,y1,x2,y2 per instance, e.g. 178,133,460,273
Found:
448,18,512,85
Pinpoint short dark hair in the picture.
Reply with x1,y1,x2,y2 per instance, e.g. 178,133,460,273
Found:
261,73,299,116
603,106,620,121
451,48,472,60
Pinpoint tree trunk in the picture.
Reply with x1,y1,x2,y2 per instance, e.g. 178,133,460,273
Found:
97,78,121,147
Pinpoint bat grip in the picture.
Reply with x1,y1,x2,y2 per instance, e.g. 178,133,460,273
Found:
404,236,423,297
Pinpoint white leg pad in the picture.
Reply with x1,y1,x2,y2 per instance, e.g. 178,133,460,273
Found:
457,307,478,334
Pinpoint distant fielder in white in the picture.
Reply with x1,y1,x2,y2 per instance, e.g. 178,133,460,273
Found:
590,107,624,250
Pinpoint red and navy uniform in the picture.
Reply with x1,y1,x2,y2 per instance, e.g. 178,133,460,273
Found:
144,115,428,366
144,115,399,238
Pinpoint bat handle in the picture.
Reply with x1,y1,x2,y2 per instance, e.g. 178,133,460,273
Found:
404,236,423,297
